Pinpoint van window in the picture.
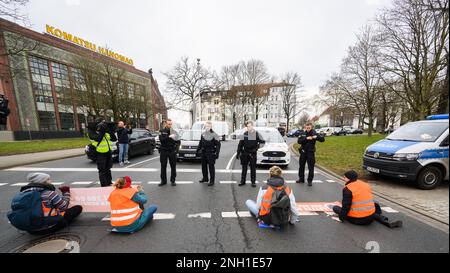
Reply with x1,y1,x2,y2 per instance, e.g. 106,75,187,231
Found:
387,122,448,143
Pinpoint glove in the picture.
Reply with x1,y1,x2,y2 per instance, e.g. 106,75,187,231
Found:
59,186,70,194
236,153,240,161
215,154,219,159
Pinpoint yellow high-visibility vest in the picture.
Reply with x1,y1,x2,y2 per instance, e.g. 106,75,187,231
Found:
91,133,112,153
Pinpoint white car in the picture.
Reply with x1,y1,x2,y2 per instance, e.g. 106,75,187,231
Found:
318,127,334,137
254,127,290,167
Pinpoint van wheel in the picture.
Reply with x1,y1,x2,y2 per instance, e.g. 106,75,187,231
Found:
416,166,443,190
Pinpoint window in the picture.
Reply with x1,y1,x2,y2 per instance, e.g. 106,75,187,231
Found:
29,56,57,131
60,112,75,131
52,62,74,129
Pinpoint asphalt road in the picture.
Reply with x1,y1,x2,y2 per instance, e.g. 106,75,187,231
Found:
0,139,448,253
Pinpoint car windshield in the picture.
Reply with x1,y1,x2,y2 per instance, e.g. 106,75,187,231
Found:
181,130,202,141
387,121,448,142
257,130,284,143
192,123,204,130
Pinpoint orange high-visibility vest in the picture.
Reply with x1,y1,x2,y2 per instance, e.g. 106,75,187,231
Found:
259,185,291,216
41,203,65,217
108,188,142,227
347,180,376,218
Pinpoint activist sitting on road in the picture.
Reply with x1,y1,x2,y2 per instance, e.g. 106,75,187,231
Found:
7,173,82,235
108,176,157,233
245,166,300,227
332,170,403,228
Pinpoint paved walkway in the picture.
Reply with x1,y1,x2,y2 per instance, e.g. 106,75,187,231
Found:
0,148,85,170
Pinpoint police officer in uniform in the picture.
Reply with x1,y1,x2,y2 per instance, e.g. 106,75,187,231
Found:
90,118,117,187
158,119,180,187
296,122,325,186
237,121,265,187
197,121,221,186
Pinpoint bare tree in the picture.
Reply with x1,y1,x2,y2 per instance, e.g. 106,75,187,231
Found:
0,0,29,23
100,58,127,121
279,72,305,132
243,59,271,120
163,56,214,125
377,0,449,120
296,112,311,128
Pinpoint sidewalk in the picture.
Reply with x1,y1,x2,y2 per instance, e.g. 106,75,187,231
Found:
0,148,85,170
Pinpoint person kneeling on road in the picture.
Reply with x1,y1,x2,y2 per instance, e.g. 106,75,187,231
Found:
108,176,157,234
332,170,402,228
245,166,300,228
7,173,82,235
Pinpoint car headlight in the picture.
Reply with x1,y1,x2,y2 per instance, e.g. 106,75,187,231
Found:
393,153,420,161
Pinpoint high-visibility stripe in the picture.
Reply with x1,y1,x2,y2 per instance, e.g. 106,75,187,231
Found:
110,212,139,222
350,206,375,211
111,206,140,214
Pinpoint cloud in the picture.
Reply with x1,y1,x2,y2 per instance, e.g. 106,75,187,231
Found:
66,0,81,6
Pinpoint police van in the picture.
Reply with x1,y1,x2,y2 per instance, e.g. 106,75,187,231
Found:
363,114,449,190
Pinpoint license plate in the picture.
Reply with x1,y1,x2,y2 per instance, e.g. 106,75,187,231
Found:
268,157,282,161
184,154,196,158
367,166,380,173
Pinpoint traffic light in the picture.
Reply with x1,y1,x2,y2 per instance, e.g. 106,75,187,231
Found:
0,96,10,126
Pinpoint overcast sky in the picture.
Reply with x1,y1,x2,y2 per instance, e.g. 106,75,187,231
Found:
21,0,392,127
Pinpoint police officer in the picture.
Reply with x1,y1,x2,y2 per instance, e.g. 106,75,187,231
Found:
332,170,403,228
197,121,221,186
236,121,265,187
158,119,180,187
296,122,325,186
91,118,117,187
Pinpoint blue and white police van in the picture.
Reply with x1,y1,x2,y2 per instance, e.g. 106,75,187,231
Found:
363,114,449,190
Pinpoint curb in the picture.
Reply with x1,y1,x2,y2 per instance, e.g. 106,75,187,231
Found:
289,143,449,232
0,150,85,170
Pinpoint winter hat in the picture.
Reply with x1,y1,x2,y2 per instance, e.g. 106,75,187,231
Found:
124,176,132,188
344,170,358,182
27,173,50,184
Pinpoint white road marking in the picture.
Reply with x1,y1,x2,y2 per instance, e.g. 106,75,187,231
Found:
220,181,237,184
286,180,297,184
11,183,28,186
126,156,160,168
324,211,336,216
312,180,323,183
188,213,211,219
0,183,8,186
52,182,65,185
221,211,238,218
326,180,336,183
237,211,252,217
153,213,176,220
132,181,142,184
226,153,237,170
175,181,194,184
5,167,316,174
148,181,161,184
382,207,399,213
71,181,93,185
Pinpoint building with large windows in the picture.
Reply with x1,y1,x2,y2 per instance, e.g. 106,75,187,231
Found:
0,18,167,140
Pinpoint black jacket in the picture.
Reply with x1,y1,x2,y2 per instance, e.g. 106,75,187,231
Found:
117,127,132,144
237,130,265,156
297,129,325,153
196,134,221,157
159,127,180,153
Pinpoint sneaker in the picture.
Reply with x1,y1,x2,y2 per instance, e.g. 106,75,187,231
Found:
119,162,124,167
389,220,403,228
124,161,131,164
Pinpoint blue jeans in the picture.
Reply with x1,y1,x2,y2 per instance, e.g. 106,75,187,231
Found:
245,200,259,217
119,143,129,163
112,205,158,233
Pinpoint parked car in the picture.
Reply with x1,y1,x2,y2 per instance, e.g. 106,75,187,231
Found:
332,127,347,136
364,114,449,190
192,121,229,141
177,130,203,161
287,129,304,137
318,127,334,137
231,128,245,140
255,127,290,167
85,129,156,162
344,126,364,134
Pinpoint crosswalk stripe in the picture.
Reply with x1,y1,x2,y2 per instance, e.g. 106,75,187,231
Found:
11,183,28,186
326,180,336,183
220,181,237,184
188,213,211,218
71,181,93,185
312,180,323,183
237,211,252,217
0,183,8,186
222,211,238,218
102,213,176,221
382,207,399,213
52,182,65,185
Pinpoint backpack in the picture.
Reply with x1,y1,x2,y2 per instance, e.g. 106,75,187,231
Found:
7,190,62,232
261,186,291,226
